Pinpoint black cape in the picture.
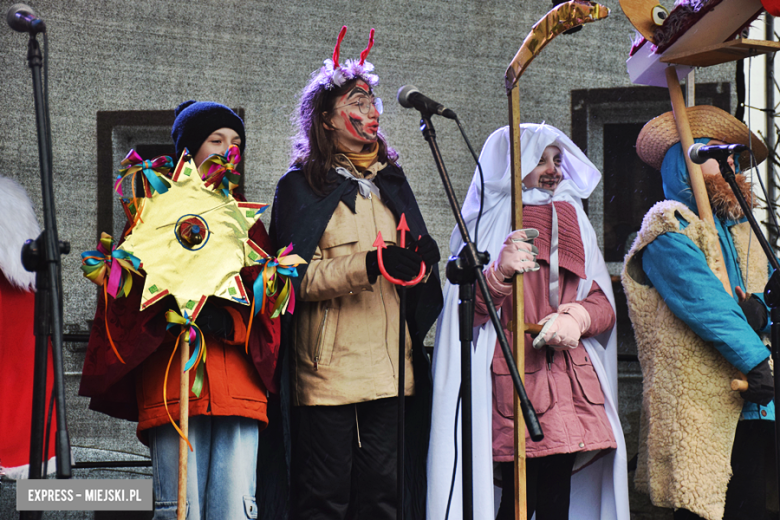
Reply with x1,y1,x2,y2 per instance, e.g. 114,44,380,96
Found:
257,163,443,520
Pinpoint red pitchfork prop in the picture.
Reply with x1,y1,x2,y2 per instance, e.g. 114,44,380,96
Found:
373,214,426,287
373,213,426,520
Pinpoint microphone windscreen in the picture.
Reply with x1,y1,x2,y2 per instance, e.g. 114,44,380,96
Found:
7,3,35,31
397,85,419,108
688,143,705,165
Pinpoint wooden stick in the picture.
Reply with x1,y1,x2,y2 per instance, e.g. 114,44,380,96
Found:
525,323,542,336
508,82,528,520
177,331,190,520
665,67,732,297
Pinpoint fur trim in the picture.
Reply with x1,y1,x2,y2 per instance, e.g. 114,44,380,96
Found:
0,177,40,290
0,456,57,480
704,173,754,222
622,200,744,520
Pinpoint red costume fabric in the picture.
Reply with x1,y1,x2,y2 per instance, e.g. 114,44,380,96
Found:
79,220,281,443
0,175,56,479
0,273,57,478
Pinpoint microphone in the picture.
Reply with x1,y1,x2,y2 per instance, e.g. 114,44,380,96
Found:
7,3,45,33
688,142,748,165
397,85,457,119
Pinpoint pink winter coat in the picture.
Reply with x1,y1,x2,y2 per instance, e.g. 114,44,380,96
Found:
474,201,617,461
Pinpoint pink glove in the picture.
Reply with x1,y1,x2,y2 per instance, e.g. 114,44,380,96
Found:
486,262,513,299
532,302,591,350
495,229,540,281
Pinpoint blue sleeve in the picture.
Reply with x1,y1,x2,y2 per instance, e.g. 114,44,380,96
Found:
642,232,769,374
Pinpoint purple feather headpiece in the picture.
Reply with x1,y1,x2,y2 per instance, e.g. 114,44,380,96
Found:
314,26,378,90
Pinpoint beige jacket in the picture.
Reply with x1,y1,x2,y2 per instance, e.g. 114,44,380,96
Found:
290,158,414,406
622,200,766,520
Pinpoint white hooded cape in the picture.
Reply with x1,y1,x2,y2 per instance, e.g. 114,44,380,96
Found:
426,125,629,519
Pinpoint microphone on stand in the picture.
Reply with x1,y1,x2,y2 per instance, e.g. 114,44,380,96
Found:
688,142,748,165
7,3,45,33
397,85,457,119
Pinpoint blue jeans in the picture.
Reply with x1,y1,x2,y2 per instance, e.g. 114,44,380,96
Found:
149,415,259,519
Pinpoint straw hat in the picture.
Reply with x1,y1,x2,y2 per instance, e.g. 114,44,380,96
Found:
636,105,767,171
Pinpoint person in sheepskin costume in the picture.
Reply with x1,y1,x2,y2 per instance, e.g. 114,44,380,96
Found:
622,105,774,520
428,124,629,520
0,176,57,480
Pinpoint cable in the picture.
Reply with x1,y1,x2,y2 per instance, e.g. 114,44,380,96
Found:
746,55,753,284
750,149,780,232
44,32,51,175
455,118,485,250
444,385,462,520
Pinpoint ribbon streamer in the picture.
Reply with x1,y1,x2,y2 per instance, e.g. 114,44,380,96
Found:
251,243,305,318
80,232,142,298
80,233,143,364
245,243,306,353
162,310,208,450
199,145,242,197
115,150,173,198
114,151,174,232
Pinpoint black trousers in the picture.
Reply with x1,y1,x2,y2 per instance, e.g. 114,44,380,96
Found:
290,397,398,520
496,453,577,520
673,420,775,520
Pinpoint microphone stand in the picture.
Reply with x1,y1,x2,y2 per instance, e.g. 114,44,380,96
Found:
716,156,780,511
16,29,71,520
417,112,542,520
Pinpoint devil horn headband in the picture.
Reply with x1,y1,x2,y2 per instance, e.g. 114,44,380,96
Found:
359,28,375,66
332,26,348,69
319,26,379,89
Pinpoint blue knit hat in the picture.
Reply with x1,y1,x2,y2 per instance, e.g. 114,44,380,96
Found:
171,100,245,159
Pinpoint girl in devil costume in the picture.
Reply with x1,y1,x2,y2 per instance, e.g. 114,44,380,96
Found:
269,26,443,520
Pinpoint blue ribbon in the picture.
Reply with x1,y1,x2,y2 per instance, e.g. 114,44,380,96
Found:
141,158,173,195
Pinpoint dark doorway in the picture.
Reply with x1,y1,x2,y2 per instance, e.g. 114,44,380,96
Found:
602,122,665,262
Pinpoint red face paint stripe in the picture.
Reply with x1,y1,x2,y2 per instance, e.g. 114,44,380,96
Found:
341,111,362,139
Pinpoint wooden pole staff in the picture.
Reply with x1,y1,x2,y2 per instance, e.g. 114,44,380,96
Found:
177,331,190,520
665,66,732,296
504,3,609,517
666,67,749,390
507,83,528,520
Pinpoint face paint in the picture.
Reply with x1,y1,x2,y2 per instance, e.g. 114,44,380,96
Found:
523,146,563,191
347,114,378,141
326,80,380,152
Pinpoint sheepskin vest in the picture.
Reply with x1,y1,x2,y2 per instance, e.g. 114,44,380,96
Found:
622,200,767,520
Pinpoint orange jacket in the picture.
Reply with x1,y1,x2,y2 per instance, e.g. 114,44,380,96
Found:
135,306,268,443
